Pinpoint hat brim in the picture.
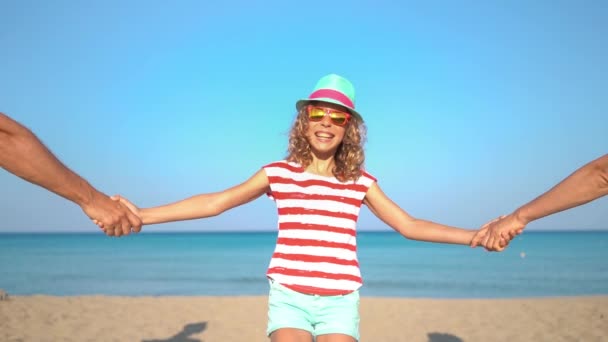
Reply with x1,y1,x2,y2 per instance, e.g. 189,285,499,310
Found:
296,98,363,122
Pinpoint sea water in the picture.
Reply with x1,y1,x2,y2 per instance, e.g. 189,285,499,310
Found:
1,231,607,298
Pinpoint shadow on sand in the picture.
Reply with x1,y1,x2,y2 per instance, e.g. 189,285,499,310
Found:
428,332,464,342
142,322,207,342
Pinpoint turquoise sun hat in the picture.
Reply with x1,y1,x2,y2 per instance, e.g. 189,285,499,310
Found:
296,74,363,121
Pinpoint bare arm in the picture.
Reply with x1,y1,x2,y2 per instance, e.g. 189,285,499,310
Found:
363,182,476,245
0,113,141,235
0,113,94,204
472,154,608,250
126,169,270,225
514,153,608,224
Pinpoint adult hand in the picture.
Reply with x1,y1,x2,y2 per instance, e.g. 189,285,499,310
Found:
82,191,142,237
471,214,524,251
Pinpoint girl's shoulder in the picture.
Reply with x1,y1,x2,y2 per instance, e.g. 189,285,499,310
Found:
262,160,301,170
262,160,304,175
360,169,377,183
263,159,290,168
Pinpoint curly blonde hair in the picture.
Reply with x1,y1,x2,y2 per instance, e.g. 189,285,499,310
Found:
286,107,367,182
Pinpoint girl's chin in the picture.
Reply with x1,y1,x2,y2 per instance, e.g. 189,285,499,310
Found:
311,145,339,156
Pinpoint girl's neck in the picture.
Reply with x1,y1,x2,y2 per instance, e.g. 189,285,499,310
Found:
306,156,336,177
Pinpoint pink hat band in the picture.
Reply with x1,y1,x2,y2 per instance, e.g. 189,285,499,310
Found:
308,89,355,109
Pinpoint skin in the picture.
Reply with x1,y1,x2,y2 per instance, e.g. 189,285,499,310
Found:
111,102,494,341
0,112,141,236
471,153,608,251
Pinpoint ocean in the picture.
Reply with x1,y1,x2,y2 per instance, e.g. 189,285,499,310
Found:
1,231,607,298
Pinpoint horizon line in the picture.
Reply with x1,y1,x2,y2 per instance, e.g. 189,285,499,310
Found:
1,228,607,234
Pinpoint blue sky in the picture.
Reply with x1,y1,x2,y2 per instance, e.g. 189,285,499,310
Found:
1,0,606,233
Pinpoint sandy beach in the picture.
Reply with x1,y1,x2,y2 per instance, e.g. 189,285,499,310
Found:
1,295,606,341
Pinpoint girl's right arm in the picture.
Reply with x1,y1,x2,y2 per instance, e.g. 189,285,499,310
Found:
363,182,478,245
121,169,270,225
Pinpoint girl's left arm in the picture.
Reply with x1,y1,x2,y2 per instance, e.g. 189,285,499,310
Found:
363,182,476,245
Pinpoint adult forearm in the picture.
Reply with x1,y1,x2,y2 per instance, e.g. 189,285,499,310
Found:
515,154,608,224
0,114,97,206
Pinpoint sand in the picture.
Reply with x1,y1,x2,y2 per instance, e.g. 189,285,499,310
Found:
1,295,607,341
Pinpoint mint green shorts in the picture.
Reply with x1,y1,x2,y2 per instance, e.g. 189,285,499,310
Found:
267,279,360,340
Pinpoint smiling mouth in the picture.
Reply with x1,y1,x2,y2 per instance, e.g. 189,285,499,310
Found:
315,132,335,139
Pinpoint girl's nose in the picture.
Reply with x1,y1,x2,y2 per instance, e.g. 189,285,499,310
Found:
320,113,333,126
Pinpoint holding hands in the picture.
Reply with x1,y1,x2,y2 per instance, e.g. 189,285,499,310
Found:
471,215,524,251
94,195,142,237
84,192,142,237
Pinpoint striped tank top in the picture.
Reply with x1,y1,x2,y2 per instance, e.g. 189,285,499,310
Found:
263,160,377,295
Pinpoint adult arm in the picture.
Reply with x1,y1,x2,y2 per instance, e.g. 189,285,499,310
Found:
472,153,608,250
0,112,141,235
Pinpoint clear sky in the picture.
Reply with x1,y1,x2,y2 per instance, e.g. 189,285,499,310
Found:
1,0,606,233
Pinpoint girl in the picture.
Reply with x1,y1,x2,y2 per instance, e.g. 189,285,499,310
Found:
103,74,497,342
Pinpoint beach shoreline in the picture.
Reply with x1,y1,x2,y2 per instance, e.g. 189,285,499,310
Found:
1,295,607,341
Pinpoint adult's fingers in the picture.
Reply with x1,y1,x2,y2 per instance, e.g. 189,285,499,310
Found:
499,231,513,242
114,227,123,237
497,236,509,249
485,234,496,251
106,224,123,237
491,235,503,250
470,231,483,247
119,217,131,236
128,211,142,233
93,219,104,230
121,202,142,233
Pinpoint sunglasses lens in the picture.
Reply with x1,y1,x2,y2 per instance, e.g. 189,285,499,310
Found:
308,107,325,121
330,113,348,126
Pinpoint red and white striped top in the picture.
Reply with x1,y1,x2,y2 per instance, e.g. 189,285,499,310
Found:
263,160,377,295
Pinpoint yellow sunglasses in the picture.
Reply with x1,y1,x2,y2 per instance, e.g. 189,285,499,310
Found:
307,105,351,126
